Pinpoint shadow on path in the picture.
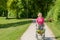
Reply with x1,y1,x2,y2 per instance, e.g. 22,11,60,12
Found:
45,36,60,40
45,37,56,40
36,37,57,40
55,36,60,39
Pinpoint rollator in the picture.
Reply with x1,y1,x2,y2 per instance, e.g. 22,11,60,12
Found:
36,24,45,40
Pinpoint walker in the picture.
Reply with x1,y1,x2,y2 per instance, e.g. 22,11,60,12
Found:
36,24,45,40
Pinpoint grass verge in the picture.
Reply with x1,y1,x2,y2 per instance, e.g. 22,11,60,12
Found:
0,17,32,40
47,21,60,40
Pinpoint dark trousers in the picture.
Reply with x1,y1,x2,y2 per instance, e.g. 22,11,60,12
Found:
38,24,44,30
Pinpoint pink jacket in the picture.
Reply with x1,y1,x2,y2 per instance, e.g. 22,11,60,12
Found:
36,17,44,25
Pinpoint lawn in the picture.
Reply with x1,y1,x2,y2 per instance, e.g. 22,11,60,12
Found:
0,17,32,40
47,21,60,40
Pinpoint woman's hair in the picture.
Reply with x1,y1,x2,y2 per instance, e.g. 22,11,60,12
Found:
38,12,42,17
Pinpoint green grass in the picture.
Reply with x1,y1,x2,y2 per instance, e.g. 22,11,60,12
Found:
47,21,60,40
0,17,32,40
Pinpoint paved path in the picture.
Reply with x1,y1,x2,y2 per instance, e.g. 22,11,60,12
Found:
20,22,56,40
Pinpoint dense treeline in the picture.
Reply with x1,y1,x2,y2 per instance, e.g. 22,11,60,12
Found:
0,0,8,17
0,0,55,18
46,0,60,22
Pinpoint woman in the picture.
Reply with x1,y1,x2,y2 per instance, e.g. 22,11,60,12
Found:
36,12,44,33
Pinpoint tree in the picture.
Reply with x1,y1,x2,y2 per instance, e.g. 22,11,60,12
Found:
0,0,8,17
46,0,60,22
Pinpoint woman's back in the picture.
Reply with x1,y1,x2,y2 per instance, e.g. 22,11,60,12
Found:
36,17,44,25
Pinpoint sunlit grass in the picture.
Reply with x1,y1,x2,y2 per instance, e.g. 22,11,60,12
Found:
47,21,60,40
0,17,32,40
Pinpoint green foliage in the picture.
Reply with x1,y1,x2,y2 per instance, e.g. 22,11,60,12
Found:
8,10,16,18
0,0,7,9
46,0,60,22
0,0,8,17
7,0,24,18
0,0,56,18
